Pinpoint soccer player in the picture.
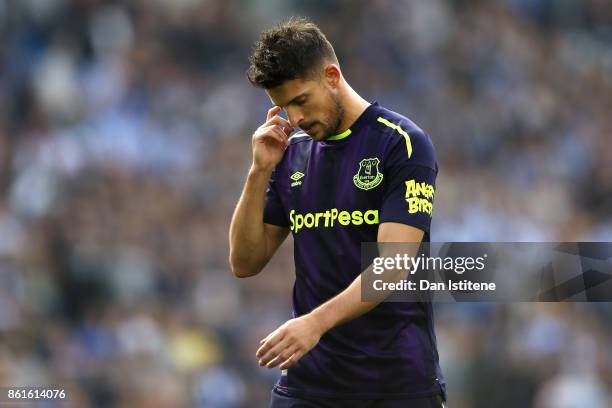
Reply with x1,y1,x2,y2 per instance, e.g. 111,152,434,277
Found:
229,17,446,408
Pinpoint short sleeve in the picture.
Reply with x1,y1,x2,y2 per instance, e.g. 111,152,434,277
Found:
263,169,289,227
379,135,438,233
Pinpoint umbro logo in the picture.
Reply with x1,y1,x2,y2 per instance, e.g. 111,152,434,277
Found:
290,171,305,187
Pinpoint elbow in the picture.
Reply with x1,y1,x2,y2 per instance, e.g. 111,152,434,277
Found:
228,255,260,278
231,265,257,279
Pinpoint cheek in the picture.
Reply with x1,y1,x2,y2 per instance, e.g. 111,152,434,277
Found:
302,107,320,124
321,107,335,125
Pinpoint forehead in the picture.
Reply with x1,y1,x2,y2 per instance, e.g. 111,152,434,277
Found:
266,78,318,107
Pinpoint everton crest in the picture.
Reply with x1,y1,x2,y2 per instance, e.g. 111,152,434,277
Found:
353,157,384,190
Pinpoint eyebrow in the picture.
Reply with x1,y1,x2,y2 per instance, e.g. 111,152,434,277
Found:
282,92,308,108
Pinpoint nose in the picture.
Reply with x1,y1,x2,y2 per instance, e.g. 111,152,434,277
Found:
285,108,303,128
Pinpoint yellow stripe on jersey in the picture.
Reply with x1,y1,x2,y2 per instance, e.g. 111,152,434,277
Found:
327,128,352,141
377,117,413,158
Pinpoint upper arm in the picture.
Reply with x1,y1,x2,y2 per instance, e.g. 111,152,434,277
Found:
262,167,290,263
263,223,290,261
379,127,437,236
377,223,424,273
233,223,288,278
378,222,424,243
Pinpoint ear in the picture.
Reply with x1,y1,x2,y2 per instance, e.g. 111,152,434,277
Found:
323,64,341,89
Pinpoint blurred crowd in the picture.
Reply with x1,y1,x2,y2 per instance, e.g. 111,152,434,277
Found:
0,0,611,406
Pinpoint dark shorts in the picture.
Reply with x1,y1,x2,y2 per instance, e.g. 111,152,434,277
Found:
269,389,446,408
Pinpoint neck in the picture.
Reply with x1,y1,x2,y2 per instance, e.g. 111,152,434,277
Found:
336,83,370,132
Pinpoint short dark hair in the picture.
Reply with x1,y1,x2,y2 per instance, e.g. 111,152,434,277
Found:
247,17,338,89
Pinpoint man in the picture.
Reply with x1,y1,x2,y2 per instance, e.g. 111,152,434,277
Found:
229,17,445,408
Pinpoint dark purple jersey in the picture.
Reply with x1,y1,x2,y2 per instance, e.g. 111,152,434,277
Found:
263,102,445,400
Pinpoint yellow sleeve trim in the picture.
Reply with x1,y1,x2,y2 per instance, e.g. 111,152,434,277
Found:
377,117,412,158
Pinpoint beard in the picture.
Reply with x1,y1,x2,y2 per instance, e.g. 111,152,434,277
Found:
320,91,345,140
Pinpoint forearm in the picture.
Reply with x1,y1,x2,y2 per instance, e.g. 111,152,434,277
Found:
229,166,272,275
311,225,423,331
309,266,406,332
256,224,423,370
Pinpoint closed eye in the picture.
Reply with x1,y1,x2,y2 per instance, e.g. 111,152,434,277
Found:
287,93,308,107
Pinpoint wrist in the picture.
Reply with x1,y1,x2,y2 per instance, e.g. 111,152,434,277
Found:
308,307,336,334
249,164,274,177
248,165,274,181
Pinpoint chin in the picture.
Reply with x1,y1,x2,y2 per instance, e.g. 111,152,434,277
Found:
311,132,327,141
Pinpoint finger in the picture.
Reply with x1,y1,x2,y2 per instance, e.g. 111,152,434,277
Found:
279,350,303,370
266,106,282,121
256,330,285,359
266,115,292,130
269,127,289,148
260,338,294,367
259,331,278,344
256,126,287,148
260,117,292,143
270,126,289,142
282,125,294,137
266,344,299,368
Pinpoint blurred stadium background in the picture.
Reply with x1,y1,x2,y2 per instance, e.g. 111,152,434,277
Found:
0,0,611,407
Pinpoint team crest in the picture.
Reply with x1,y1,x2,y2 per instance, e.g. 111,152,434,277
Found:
353,158,383,190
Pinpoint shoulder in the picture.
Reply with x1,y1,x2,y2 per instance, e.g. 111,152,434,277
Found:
279,131,312,162
273,131,311,176
288,131,312,146
371,105,436,170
